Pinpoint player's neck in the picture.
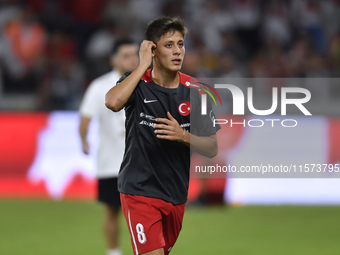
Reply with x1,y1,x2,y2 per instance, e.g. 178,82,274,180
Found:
151,67,179,89
117,69,125,77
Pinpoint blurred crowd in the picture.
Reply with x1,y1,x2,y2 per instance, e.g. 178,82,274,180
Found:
0,0,340,111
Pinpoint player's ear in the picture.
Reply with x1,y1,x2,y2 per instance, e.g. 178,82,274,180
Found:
151,42,157,57
110,55,116,68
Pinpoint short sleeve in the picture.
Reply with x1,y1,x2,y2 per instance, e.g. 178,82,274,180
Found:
79,82,100,117
117,71,136,107
191,89,221,137
116,71,132,84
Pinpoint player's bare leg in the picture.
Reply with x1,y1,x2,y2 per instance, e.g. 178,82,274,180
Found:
141,248,164,255
103,205,120,250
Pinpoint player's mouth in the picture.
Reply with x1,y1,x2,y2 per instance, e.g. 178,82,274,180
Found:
172,58,182,65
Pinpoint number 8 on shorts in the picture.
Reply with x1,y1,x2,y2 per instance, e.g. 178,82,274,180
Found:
136,223,147,244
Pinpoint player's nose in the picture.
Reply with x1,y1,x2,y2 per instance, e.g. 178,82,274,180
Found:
173,45,181,55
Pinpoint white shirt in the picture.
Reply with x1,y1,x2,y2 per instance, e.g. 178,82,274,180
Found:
79,70,125,178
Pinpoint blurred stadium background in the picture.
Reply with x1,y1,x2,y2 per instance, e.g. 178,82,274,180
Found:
1,0,340,254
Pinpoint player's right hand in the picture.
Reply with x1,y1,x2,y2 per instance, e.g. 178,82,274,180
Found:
82,140,90,155
139,40,156,68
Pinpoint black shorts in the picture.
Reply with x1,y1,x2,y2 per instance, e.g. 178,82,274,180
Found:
98,177,121,208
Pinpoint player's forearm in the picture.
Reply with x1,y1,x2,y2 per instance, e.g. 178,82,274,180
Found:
105,64,149,112
183,133,218,158
79,116,91,141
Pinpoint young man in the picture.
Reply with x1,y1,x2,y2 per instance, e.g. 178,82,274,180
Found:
79,38,139,255
105,17,220,255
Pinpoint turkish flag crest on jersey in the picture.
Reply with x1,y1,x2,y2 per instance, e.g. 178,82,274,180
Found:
178,101,191,116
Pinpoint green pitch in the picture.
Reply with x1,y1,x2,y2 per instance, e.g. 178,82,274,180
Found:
0,200,339,255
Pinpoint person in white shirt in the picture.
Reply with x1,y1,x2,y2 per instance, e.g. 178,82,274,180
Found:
79,38,139,255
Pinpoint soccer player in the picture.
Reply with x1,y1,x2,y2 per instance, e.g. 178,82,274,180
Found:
79,38,139,255
105,17,220,255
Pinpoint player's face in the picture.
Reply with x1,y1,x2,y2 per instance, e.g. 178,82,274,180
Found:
112,44,139,73
153,31,185,72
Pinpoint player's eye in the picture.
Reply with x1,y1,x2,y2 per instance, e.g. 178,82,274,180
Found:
166,44,172,48
178,43,184,47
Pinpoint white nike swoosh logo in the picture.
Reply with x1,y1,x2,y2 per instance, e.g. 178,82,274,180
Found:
144,98,157,103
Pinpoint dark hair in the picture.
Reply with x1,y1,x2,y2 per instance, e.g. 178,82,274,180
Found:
145,16,188,43
111,38,136,56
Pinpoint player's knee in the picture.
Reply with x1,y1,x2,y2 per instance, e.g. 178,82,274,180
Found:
106,205,120,219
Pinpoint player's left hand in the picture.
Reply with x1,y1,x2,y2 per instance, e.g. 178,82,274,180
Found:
154,112,184,141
